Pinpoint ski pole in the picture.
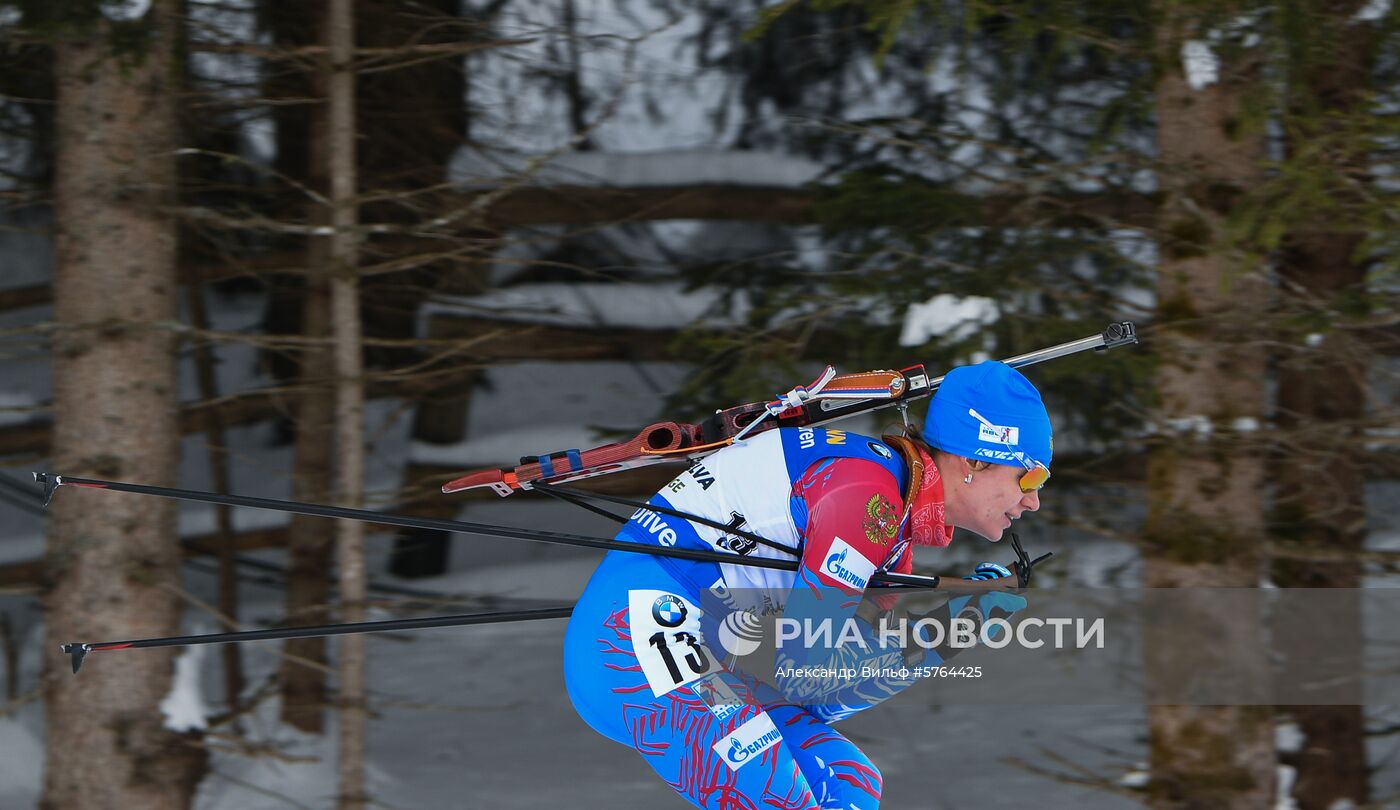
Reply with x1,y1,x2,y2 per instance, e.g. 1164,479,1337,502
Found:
58,541,1050,674
34,472,996,591
60,605,575,674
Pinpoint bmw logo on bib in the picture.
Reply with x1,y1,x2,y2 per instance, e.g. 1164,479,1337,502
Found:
651,594,688,627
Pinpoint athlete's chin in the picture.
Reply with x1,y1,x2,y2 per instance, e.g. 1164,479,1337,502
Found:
968,525,1005,542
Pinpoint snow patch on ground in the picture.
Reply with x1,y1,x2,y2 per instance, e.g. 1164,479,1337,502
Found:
0,717,43,807
162,642,212,732
899,294,999,347
195,700,344,810
1275,764,1299,810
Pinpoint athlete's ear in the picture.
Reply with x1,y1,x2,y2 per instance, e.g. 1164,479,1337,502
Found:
963,457,993,473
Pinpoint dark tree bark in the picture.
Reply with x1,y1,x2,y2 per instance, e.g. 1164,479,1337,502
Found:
43,3,207,807
1144,3,1274,807
258,0,340,733
1269,3,1379,806
277,276,337,734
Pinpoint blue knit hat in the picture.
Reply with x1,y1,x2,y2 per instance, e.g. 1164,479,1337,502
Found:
924,361,1052,469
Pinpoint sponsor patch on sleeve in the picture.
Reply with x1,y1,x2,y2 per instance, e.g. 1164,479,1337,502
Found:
817,536,877,590
713,711,781,769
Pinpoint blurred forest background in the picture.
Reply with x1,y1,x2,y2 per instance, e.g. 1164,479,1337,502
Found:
1,0,1399,808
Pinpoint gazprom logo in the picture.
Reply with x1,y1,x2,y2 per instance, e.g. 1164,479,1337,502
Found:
823,538,874,590
714,713,781,769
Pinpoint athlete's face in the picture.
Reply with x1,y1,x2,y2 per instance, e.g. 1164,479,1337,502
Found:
953,460,1041,541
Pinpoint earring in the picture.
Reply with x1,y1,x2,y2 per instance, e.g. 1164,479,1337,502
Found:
964,474,973,484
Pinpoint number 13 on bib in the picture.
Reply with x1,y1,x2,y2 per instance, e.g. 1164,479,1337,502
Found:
628,590,723,697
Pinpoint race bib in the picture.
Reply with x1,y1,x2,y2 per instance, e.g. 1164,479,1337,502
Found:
629,590,723,697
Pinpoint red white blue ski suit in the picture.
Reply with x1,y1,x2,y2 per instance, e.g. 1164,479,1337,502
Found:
563,426,952,809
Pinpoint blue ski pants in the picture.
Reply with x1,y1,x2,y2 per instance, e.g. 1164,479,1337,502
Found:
563,551,883,809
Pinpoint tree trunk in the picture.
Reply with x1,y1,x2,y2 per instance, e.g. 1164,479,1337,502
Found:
43,3,207,808
277,284,337,733
185,276,245,713
1144,4,1274,808
324,1,369,807
1269,3,1378,806
1272,232,1369,808
269,0,338,733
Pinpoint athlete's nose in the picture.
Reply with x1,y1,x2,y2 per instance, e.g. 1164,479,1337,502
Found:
1020,489,1041,513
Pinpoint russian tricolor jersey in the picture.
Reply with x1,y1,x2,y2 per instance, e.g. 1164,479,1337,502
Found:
616,427,909,606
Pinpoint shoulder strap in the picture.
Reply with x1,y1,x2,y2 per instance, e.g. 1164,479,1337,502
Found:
879,434,924,528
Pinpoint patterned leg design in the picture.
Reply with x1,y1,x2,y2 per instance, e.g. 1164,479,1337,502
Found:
564,553,881,809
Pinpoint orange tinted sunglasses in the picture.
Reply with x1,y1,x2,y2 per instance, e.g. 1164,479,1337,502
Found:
967,408,1050,492
1015,459,1050,493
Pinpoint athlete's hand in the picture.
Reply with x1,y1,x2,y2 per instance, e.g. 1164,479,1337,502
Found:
945,589,1026,644
963,561,1013,581
902,589,1028,662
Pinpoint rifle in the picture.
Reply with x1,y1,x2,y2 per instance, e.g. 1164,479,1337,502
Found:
443,321,1139,497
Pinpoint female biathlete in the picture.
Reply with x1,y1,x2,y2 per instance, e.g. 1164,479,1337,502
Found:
563,360,1052,809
